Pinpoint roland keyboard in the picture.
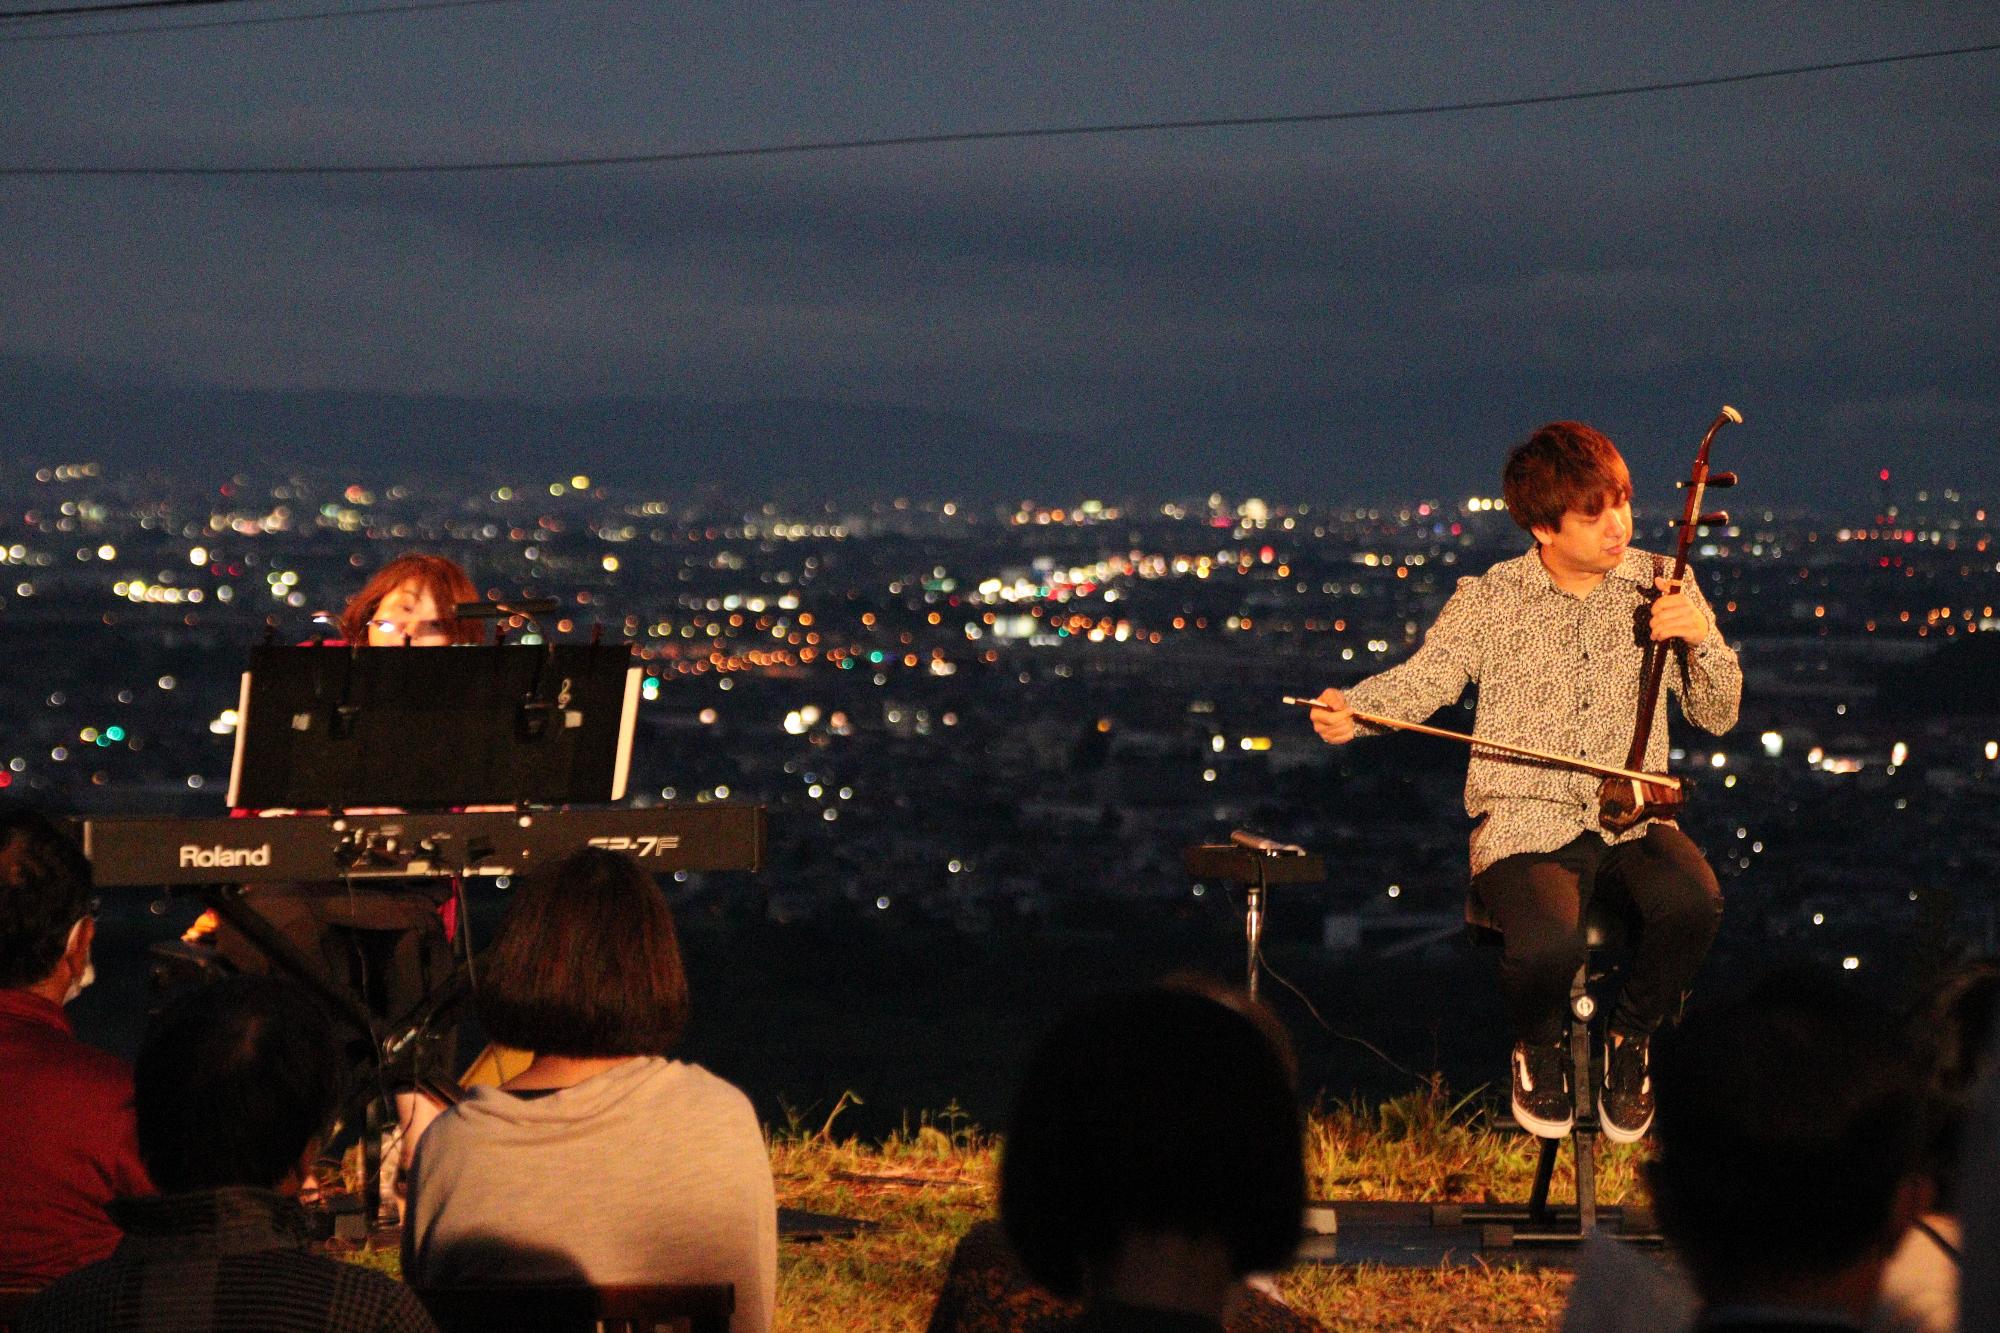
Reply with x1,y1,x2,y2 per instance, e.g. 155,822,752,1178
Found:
76,805,765,887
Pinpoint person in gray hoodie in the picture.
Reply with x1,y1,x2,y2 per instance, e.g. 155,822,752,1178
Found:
401,849,776,1333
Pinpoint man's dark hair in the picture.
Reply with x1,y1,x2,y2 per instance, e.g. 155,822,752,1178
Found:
135,975,342,1192
478,848,690,1058
999,984,1305,1300
1649,968,1925,1297
1502,420,1633,534
0,809,94,989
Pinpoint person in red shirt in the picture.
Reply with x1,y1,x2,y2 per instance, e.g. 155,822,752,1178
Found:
0,810,154,1286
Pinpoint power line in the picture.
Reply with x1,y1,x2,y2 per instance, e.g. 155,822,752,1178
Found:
0,0,532,44
4,38,1996,179
0,0,259,20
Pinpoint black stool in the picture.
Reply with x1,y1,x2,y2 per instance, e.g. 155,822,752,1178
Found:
1433,896,1658,1247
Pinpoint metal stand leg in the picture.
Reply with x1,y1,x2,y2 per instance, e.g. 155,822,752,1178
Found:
1526,1137,1558,1223
1568,959,1600,1236
363,1096,385,1230
1244,881,1265,1001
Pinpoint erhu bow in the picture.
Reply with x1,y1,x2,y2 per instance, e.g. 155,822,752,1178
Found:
1596,405,1743,831
1279,697,1685,793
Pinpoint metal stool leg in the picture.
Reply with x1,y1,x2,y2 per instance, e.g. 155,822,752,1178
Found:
1526,1137,1559,1223
1568,957,1600,1237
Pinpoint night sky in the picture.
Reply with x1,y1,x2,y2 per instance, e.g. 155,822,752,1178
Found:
3,2,1996,504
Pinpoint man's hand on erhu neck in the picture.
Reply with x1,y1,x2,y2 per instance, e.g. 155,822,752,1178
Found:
1648,577,1713,645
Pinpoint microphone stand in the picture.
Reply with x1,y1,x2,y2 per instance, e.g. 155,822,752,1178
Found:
1244,869,1267,1001
1229,831,1302,1001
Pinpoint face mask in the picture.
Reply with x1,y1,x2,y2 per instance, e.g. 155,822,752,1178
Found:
61,916,95,1005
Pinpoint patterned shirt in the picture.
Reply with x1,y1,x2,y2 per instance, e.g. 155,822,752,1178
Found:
20,1187,436,1333
1344,545,1741,876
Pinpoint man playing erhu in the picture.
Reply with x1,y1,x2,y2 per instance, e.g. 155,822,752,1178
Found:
1310,421,1740,1143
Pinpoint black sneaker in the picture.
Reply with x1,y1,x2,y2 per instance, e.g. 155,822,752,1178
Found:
1601,1033,1655,1143
1510,1040,1574,1139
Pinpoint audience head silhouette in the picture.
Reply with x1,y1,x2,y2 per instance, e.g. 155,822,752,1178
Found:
0,808,96,996
22,976,438,1330
1650,968,1928,1319
1914,961,1999,1213
478,847,690,1057
999,981,1304,1314
136,975,341,1193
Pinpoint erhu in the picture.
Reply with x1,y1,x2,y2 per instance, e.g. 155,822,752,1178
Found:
1596,405,1742,830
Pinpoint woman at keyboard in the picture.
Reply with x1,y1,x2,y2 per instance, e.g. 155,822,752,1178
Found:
195,553,487,1217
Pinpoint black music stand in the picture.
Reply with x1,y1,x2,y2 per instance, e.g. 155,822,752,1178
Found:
228,643,641,810
210,641,640,1229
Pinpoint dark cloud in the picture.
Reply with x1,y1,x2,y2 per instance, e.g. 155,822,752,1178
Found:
1,3,1995,501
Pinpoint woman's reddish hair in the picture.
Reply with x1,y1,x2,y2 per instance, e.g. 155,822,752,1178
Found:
338,554,486,644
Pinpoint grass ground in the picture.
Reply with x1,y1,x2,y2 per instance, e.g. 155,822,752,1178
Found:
768,1083,1637,1332
345,1084,1643,1331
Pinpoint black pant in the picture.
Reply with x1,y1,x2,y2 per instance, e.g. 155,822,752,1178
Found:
1471,826,1721,1045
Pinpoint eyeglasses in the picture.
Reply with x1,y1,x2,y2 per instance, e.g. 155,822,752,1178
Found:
368,618,446,636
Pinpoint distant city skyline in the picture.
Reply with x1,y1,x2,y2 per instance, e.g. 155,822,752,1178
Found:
3,3,1996,503
5,453,1997,527
10,448,1999,1126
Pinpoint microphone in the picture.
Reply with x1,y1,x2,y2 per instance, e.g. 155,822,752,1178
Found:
453,598,560,620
